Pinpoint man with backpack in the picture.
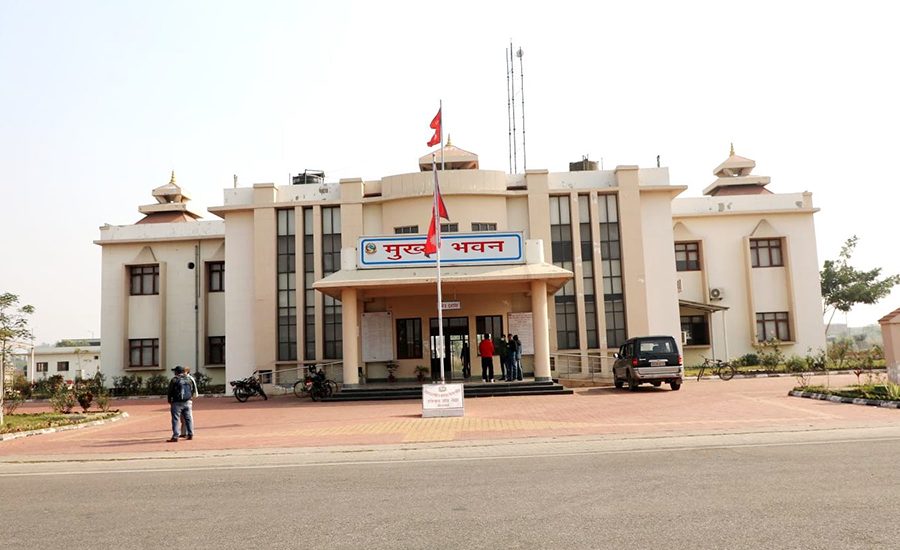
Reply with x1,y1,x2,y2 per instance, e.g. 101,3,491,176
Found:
167,365,196,442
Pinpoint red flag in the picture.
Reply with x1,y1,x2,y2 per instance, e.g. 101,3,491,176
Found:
424,158,450,257
427,108,441,147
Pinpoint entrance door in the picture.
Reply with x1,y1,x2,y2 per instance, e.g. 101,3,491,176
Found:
430,317,469,382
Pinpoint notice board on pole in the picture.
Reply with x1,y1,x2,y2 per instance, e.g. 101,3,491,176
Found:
361,312,394,362
507,312,534,355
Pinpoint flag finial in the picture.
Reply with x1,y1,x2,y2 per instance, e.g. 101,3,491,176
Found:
729,143,735,156
446,134,452,147
170,170,177,184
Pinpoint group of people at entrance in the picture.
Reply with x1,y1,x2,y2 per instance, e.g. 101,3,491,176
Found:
477,334,523,382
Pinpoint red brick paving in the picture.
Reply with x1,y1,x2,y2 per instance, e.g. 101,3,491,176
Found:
1,374,894,457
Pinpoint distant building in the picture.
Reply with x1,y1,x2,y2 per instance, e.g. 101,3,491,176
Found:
879,307,900,383
97,145,826,390
28,342,101,382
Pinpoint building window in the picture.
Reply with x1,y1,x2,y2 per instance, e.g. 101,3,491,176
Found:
36,362,48,373
208,336,225,365
550,196,578,349
277,209,297,361
56,361,69,372
208,262,225,292
750,238,783,268
441,223,458,233
475,316,503,347
396,318,423,359
303,208,316,360
129,339,159,367
322,206,342,359
757,312,790,342
394,225,418,234
598,194,626,348
471,222,497,232
579,195,598,349
680,315,709,346
675,242,701,272
130,265,159,296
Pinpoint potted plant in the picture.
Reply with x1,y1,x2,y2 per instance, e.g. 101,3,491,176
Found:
386,362,398,383
415,365,428,383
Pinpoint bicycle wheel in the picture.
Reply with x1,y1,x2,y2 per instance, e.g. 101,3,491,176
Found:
696,367,705,381
293,380,308,398
718,364,736,381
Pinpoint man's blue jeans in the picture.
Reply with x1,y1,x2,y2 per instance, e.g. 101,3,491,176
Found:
170,401,193,439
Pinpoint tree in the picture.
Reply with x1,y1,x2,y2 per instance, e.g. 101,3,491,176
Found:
0,293,35,425
821,236,900,333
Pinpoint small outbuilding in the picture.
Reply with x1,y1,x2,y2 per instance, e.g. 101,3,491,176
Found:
879,307,900,383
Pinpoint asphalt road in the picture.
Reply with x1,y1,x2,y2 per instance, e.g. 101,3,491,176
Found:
3,427,898,550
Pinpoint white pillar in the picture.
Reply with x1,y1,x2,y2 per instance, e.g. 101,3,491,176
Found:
532,280,552,381
341,288,360,387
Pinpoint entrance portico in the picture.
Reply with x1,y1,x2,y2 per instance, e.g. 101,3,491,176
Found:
314,243,572,386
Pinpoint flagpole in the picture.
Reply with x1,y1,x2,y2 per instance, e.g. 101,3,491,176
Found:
440,99,444,172
432,153,445,383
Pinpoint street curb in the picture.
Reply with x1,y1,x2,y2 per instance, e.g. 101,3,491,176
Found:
788,390,900,409
695,368,886,381
1,411,130,442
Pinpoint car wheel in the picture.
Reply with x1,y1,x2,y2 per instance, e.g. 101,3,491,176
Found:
614,378,624,389
628,372,639,392
670,381,682,391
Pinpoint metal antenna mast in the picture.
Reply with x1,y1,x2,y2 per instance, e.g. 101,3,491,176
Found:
517,46,526,172
509,40,517,173
506,48,512,174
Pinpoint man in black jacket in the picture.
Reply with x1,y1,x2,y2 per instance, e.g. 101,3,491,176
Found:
167,366,196,442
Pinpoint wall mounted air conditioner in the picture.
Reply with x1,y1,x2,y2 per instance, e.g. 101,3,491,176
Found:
709,287,724,301
676,278,684,293
681,331,689,345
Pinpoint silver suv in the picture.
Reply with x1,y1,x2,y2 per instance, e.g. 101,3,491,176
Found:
613,336,683,391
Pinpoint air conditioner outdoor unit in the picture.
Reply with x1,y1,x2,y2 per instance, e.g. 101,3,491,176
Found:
681,331,689,345
709,287,724,301
676,278,684,293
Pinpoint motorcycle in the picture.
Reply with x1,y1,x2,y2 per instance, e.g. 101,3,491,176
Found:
230,374,268,402
292,365,334,401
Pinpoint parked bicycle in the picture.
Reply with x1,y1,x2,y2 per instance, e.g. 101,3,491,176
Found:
293,365,337,401
696,356,736,381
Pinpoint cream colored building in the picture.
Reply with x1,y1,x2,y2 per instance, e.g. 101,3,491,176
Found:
97,146,826,389
28,343,102,382
879,307,900,383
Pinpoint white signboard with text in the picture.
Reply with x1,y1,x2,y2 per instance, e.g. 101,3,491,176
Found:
361,312,394,362
508,312,535,355
422,383,465,418
359,232,524,268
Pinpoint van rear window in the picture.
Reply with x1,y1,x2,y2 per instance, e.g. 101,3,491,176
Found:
639,339,676,353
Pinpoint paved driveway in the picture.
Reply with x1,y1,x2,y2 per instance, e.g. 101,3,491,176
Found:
1,374,894,457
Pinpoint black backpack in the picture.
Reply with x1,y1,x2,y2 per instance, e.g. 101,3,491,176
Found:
172,377,193,402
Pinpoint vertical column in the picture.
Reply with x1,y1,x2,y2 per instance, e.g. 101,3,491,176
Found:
615,166,650,337
313,205,324,361
588,192,608,350
531,280,552,381
569,193,588,364
341,288,360,387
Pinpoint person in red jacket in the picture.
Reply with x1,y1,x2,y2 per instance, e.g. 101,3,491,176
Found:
479,334,495,383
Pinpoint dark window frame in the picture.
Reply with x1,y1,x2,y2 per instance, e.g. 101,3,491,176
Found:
680,314,710,346
475,315,503,350
128,338,160,368
598,194,626,348
36,362,48,373
129,265,159,296
394,225,419,234
550,195,579,350
277,209,297,361
440,223,458,233
750,238,784,268
322,206,343,360
756,312,791,342
675,242,701,272
579,195,599,349
56,361,69,372
396,318,423,359
471,222,497,232
208,262,225,292
208,336,225,365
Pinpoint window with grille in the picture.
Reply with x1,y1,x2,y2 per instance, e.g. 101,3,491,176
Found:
550,196,578,349
394,225,418,234
471,222,497,232
598,194,626,348
208,262,225,292
277,209,297,361
675,242,701,271
750,239,783,268
396,318,423,359
475,316,503,347
56,361,69,372
129,339,159,367
130,265,159,295
441,223,458,233
303,208,316,360
322,206,342,359
680,315,709,345
36,362,48,373
756,312,790,342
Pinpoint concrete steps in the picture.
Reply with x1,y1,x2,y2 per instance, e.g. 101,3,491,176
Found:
322,380,573,402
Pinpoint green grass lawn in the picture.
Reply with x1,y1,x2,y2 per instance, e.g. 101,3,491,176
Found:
1,412,118,434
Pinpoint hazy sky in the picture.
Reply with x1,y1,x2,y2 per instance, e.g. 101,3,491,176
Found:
1,1,898,344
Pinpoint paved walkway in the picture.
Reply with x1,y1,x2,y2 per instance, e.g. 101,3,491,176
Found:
1,374,894,457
